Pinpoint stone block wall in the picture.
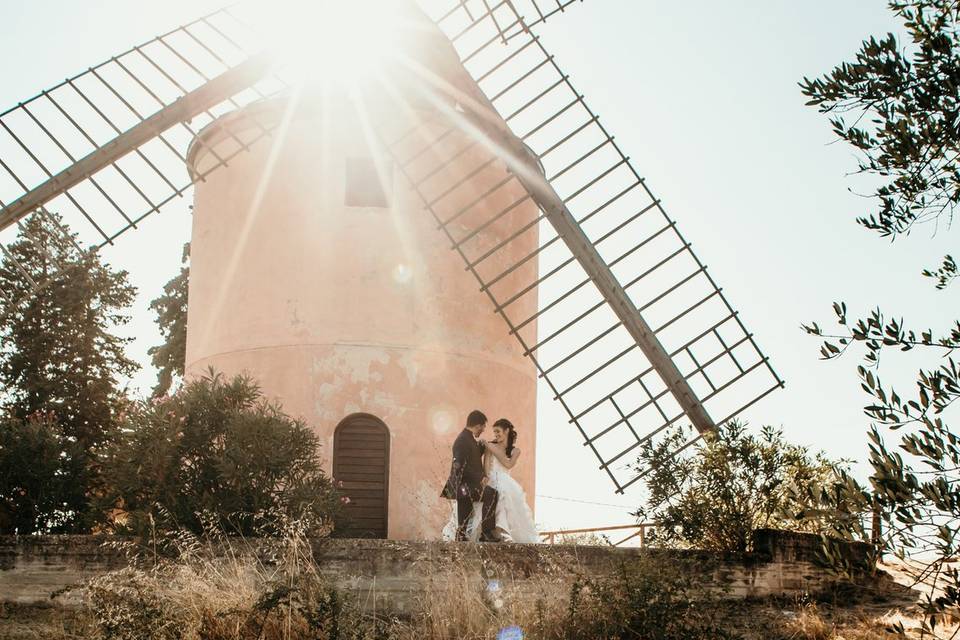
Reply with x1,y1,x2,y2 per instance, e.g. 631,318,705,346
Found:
0,535,127,606
0,529,875,612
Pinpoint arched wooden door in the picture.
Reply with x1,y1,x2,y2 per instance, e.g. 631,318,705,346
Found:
333,414,390,538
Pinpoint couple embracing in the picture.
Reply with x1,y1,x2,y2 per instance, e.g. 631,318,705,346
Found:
440,410,538,543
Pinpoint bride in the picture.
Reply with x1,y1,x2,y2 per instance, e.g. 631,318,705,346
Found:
442,418,538,543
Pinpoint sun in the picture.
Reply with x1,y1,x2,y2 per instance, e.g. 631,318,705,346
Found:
257,0,412,85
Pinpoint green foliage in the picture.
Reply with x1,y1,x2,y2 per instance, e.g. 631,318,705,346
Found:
800,0,960,239
0,411,82,533
790,334,960,635
0,212,137,533
801,1,960,635
634,421,847,553
922,253,957,290
98,370,341,537
148,243,189,398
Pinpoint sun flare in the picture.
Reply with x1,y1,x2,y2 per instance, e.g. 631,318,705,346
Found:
258,0,411,85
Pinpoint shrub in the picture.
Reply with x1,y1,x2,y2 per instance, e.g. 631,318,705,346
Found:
97,370,340,537
0,411,84,534
635,421,848,552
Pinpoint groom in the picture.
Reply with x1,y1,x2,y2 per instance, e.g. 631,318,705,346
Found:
441,409,500,542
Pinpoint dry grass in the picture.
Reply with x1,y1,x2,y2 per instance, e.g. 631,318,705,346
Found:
386,561,573,640
80,522,385,640
382,552,745,640
776,603,891,640
81,536,578,640
77,530,739,640
0,604,95,640
85,560,263,639
784,604,836,640
3,584,938,640
724,593,956,640
0,598,917,640
10,530,953,640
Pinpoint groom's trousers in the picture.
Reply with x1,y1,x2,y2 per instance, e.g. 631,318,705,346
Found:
456,485,498,541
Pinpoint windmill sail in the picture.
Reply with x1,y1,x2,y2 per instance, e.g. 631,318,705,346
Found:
382,1,784,491
0,7,283,309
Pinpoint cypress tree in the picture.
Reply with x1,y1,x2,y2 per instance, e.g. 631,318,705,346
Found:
148,242,189,397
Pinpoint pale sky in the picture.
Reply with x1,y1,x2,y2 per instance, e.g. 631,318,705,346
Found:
1,1,954,533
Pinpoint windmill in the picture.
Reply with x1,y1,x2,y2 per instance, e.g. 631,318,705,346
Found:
0,0,783,532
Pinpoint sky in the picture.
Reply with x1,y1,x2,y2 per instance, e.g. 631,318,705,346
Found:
1,1,955,533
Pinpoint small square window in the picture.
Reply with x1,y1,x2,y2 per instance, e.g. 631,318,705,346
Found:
345,156,391,208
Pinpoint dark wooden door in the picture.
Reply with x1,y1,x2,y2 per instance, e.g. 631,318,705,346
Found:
333,414,390,538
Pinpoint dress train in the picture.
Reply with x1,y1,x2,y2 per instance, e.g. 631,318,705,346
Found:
441,456,537,543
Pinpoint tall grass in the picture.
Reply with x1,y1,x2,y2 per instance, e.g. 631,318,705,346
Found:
386,554,575,640
775,602,898,640
84,517,385,640
82,525,744,639
68,528,928,640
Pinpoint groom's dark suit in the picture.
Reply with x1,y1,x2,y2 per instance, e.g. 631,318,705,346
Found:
442,428,498,541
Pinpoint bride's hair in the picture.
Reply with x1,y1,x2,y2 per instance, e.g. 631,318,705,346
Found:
493,418,517,458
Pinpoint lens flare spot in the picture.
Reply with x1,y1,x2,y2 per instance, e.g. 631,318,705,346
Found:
431,407,455,435
497,625,523,640
392,263,412,285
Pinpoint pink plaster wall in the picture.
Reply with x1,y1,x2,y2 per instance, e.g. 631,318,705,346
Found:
185,92,539,540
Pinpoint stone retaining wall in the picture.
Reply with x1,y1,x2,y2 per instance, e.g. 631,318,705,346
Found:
0,529,874,612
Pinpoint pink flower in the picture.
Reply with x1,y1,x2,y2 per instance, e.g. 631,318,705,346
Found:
340,496,351,505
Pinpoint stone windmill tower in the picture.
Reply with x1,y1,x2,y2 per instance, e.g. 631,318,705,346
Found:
0,0,783,540
184,4,543,539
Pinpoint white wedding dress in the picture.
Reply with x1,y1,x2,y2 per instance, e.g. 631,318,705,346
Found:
441,454,538,543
